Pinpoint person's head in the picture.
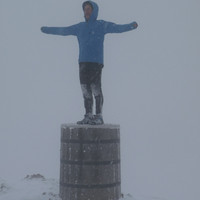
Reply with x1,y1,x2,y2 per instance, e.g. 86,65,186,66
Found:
82,1,93,21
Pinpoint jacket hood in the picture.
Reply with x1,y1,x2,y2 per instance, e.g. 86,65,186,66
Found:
82,1,99,22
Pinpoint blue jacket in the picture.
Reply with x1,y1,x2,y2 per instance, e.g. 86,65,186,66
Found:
41,1,138,65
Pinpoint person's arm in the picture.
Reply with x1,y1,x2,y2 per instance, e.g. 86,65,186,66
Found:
104,21,138,34
40,23,79,36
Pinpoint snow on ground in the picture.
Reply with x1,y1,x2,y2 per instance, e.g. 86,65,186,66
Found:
0,174,61,200
0,174,166,200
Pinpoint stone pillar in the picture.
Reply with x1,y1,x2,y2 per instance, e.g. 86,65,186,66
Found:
60,124,121,200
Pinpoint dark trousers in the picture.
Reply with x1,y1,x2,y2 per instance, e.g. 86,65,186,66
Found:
79,62,104,115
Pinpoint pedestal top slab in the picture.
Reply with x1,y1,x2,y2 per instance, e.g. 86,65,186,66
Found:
61,123,120,129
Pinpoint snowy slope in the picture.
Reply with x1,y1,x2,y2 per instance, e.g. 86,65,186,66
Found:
0,175,60,200
0,174,166,200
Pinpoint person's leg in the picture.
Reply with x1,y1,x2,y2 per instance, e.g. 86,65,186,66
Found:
90,63,104,115
77,63,94,124
90,63,104,124
79,62,93,114
80,84,93,114
91,82,103,115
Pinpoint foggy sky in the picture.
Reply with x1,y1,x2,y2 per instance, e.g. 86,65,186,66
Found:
1,0,200,200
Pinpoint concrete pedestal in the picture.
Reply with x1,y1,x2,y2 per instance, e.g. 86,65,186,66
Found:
60,124,121,200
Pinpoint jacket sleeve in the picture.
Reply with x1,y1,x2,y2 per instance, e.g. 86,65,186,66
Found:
41,23,80,36
103,21,137,34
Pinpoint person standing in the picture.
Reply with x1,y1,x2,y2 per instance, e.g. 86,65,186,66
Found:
41,1,138,125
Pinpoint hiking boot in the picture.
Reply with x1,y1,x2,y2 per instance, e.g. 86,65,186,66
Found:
77,113,94,125
89,114,104,125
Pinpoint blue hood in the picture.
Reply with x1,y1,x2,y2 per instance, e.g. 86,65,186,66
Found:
82,1,99,22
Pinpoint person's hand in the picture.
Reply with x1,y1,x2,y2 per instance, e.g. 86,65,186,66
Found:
132,22,138,29
41,26,47,33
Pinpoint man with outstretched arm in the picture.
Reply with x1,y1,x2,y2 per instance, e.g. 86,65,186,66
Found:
41,1,138,125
